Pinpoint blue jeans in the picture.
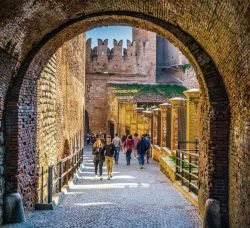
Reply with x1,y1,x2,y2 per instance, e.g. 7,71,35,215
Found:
114,147,120,163
138,153,145,166
126,149,132,165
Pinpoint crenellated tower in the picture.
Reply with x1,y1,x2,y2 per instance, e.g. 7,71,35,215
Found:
132,28,156,81
86,28,156,82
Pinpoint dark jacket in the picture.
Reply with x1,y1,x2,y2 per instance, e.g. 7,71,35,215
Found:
104,143,116,157
93,146,105,162
137,138,149,155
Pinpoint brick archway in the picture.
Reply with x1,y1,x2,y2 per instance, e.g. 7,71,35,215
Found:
0,2,248,227
3,13,230,224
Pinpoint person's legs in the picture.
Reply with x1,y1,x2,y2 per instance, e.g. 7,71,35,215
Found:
128,149,132,165
138,153,142,166
115,148,120,164
105,156,110,177
114,148,117,163
141,153,145,167
126,151,129,165
99,161,103,176
94,160,98,175
138,153,145,169
109,157,113,177
133,149,137,159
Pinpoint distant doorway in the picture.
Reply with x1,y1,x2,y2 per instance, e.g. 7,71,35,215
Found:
85,111,90,134
109,121,115,139
125,126,130,136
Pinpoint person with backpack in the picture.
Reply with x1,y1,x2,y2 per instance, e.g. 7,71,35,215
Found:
103,135,116,180
144,134,151,164
124,135,134,165
92,136,105,180
112,133,123,164
137,134,150,169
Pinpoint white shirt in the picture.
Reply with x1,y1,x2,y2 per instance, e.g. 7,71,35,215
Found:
112,136,122,148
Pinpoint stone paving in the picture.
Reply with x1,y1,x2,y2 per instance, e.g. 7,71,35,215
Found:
5,146,201,228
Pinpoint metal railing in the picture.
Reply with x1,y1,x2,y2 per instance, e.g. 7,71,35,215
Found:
37,148,84,204
176,140,199,195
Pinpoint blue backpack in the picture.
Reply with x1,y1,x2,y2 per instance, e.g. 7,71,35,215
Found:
144,139,150,151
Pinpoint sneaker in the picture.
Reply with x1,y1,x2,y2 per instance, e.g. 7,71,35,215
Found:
107,176,110,180
110,174,112,178
95,175,98,179
100,176,103,181
140,166,144,169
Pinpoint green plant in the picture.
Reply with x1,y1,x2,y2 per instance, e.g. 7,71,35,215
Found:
111,84,186,98
180,63,191,72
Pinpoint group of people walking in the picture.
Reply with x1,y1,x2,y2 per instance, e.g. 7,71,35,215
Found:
87,132,151,180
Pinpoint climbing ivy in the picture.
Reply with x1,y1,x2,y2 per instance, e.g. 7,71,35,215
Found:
180,63,191,72
111,84,186,98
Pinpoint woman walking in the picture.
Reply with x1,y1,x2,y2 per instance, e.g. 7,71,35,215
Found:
104,135,116,180
133,133,140,159
125,135,134,165
92,136,105,180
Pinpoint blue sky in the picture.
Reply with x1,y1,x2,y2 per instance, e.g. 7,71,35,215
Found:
86,26,132,48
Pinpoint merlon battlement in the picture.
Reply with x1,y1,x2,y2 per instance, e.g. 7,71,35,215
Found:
86,38,150,58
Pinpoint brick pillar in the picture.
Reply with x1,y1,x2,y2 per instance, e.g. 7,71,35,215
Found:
183,89,200,149
152,108,160,145
143,111,153,141
118,103,126,135
119,103,136,135
169,97,186,154
130,108,137,134
135,108,144,136
159,103,171,148
143,111,151,136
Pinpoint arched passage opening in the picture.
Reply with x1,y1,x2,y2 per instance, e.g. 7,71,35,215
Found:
0,2,247,226
3,13,230,225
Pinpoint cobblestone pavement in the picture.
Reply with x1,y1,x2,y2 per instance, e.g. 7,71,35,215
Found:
5,146,201,228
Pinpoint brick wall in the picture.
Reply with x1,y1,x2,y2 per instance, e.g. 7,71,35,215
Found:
0,50,19,223
36,34,85,202
85,73,155,133
156,36,199,89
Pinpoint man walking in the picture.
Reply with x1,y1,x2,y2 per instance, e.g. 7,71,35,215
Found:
104,135,116,180
133,133,140,159
92,136,104,180
137,135,150,169
124,135,134,165
112,133,123,164
144,134,151,164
